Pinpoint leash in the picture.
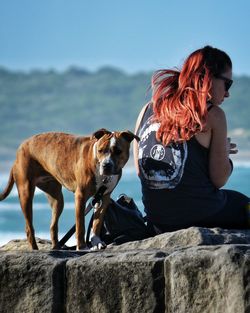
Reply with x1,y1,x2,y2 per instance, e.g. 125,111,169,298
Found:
53,185,107,250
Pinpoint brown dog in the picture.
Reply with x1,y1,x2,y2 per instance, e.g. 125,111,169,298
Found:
0,129,139,250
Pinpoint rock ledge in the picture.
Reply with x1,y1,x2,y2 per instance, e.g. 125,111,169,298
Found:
1,227,250,313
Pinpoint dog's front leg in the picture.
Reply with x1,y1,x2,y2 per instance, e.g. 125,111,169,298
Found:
75,188,87,250
90,193,111,250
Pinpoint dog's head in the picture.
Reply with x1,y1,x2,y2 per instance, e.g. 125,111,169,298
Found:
92,128,140,176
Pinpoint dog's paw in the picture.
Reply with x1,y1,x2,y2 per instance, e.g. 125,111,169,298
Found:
90,243,106,251
90,234,107,250
76,246,90,251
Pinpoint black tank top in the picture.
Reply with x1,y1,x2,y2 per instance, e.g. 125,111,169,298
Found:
137,103,226,225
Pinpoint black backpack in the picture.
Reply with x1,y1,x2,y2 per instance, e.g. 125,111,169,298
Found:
87,194,151,246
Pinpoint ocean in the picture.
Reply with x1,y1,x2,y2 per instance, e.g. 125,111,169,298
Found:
0,161,249,247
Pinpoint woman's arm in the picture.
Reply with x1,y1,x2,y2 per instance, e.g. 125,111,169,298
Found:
208,105,237,188
133,103,149,176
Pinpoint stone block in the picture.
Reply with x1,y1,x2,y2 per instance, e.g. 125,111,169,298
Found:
0,251,78,313
66,250,166,313
164,245,250,313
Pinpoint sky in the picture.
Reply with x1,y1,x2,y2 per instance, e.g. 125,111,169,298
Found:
0,0,250,76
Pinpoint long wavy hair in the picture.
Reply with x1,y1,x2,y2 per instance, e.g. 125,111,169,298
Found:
152,45,232,145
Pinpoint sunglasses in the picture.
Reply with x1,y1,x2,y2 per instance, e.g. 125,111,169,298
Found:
215,75,233,92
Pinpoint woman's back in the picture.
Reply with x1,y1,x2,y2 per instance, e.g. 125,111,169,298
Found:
136,103,226,228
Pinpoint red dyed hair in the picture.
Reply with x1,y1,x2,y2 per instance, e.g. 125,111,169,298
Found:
152,46,232,145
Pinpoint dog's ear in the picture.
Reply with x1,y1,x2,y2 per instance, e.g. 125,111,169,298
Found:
120,130,140,143
92,128,112,140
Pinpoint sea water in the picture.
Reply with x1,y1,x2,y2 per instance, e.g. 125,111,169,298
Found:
0,162,249,247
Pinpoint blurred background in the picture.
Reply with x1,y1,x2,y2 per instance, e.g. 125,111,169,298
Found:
0,0,250,169
0,0,250,246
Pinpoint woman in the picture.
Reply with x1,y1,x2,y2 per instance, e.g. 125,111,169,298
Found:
134,45,249,234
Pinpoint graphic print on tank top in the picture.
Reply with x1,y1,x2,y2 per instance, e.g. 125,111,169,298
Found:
138,117,188,189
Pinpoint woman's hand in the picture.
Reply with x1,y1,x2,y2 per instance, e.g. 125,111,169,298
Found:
227,137,238,155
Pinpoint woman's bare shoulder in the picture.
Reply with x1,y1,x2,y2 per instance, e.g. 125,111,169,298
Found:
207,105,226,127
134,102,151,133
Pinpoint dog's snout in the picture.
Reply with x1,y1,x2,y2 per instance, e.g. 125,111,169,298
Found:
103,162,112,169
100,159,115,175
102,160,113,171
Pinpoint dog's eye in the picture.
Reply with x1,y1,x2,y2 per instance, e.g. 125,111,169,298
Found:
98,147,109,154
113,147,122,155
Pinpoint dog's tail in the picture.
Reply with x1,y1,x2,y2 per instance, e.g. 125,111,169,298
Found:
0,167,15,201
